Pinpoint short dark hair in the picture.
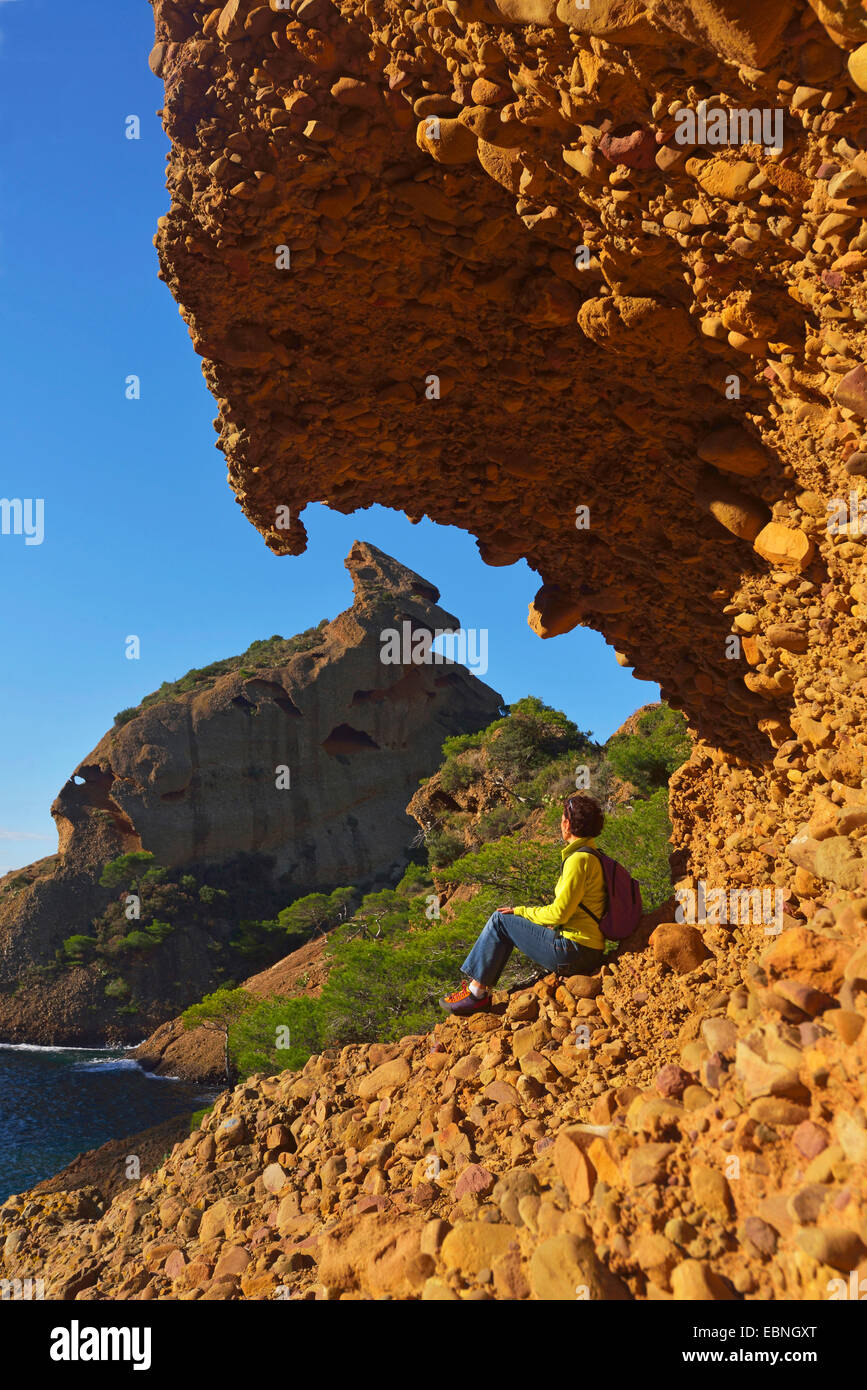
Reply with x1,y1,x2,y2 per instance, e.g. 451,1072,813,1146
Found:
563,794,604,838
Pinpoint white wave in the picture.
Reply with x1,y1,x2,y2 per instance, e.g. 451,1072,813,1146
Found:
0,1042,120,1055
71,1058,143,1073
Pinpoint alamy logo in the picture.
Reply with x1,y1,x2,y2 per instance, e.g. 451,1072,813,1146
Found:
828,1271,867,1300
674,100,783,153
675,880,783,935
827,493,867,535
0,498,44,546
50,1321,152,1371
1,1276,44,1300
380,621,488,675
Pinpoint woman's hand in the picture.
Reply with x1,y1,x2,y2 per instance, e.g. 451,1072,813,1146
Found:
497,905,514,914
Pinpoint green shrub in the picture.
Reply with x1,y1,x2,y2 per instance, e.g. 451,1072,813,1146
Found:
198,884,229,905
440,758,476,794
425,828,466,868
116,930,160,953
143,919,174,943
597,788,673,910
317,911,477,1046
98,851,157,890
104,977,130,999
486,696,594,783
345,888,412,937
230,918,292,958
276,886,355,938
113,708,138,728
183,987,254,1080
440,834,561,906
230,995,323,1075
606,706,690,795
395,862,432,896
61,934,98,963
182,987,251,1032
475,805,524,843
441,731,485,760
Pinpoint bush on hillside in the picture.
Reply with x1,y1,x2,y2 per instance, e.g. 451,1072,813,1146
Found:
394,862,433,896
441,730,485,760
597,788,673,909
486,696,595,783
440,758,477,794
276,887,355,937
230,995,323,1075
439,834,561,905
425,828,466,868
182,986,253,1079
474,805,525,843
114,930,163,953
606,705,690,795
61,934,98,962
98,851,157,890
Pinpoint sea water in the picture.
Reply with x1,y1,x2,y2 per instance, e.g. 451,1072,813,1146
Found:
0,1044,213,1201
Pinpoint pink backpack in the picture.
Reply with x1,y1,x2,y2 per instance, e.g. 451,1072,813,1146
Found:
576,847,643,942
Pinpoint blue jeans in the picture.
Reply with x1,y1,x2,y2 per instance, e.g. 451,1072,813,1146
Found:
460,911,603,988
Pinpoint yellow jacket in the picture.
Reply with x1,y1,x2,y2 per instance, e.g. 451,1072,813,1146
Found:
514,837,606,951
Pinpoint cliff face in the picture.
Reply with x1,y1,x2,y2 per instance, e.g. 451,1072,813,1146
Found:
54,542,498,885
0,543,502,1043
148,0,867,937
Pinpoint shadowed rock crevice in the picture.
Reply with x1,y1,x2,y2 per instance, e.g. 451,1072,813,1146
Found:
321,723,382,754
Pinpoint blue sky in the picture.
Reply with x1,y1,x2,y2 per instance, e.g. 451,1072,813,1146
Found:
0,0,658,875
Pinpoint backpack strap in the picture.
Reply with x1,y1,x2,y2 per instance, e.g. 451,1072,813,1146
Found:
567,848,603,924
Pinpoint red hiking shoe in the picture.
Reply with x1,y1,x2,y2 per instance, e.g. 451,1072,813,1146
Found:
440,982,492,1016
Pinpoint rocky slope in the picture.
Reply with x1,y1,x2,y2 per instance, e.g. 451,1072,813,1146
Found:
29,1114,197,1209
0,542,501,1044
3,896,865,1301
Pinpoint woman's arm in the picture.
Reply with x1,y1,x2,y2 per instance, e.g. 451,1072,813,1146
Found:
513,854,588,928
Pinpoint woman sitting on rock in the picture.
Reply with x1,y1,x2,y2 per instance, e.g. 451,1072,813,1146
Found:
440,794,608,1016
